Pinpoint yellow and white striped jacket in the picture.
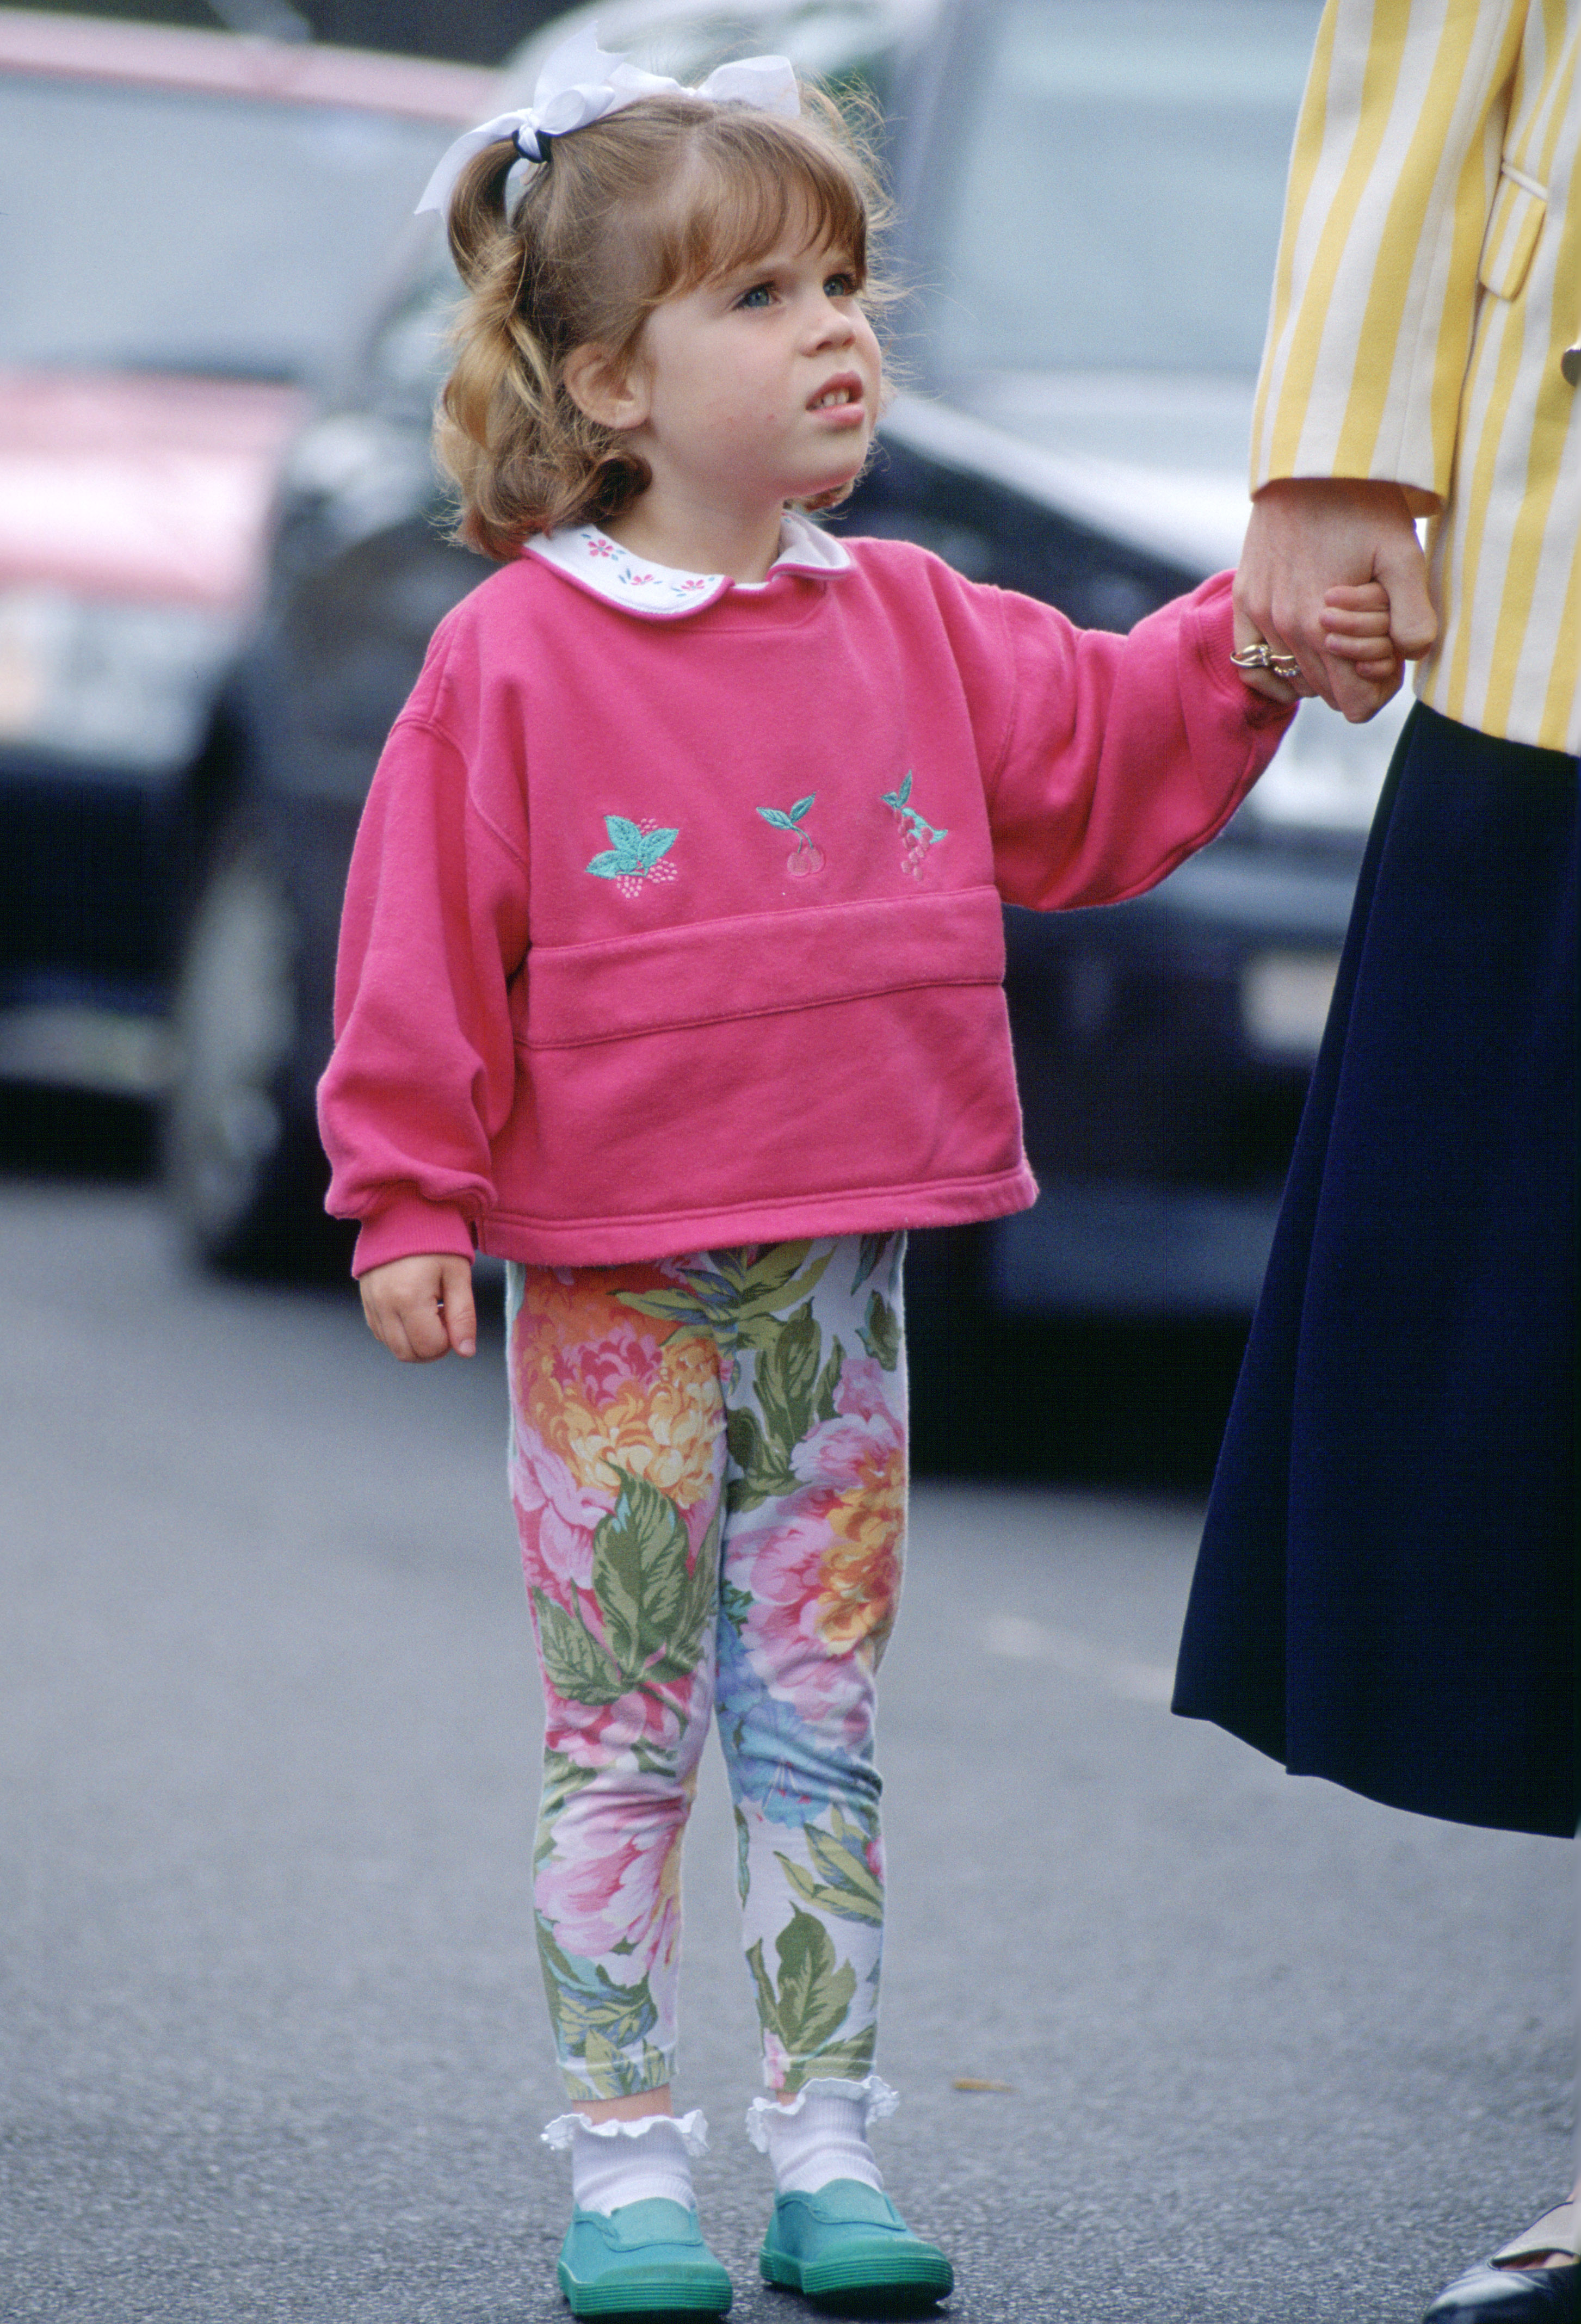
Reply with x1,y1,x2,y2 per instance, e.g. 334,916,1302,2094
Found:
1252,0,1579,752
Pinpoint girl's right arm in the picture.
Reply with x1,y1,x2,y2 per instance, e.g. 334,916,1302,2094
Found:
317,670,530,1293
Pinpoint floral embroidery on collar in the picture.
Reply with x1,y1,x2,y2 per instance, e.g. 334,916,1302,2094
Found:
527,509,853,616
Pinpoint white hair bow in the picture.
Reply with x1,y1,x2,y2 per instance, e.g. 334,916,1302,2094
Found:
415,23,801,221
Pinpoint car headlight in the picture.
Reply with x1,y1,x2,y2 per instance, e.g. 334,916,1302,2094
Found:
0,588,238,771
1240,686,1411,832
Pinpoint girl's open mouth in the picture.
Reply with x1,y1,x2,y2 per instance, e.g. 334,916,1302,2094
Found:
809,374,866,418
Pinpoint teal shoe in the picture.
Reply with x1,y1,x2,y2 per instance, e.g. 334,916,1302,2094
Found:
558,2197,733,2316
759,2180,953,2306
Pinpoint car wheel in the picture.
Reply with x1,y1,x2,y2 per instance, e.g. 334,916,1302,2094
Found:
163,821,345,1277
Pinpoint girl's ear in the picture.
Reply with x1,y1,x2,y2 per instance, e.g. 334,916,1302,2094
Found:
563,343,650,434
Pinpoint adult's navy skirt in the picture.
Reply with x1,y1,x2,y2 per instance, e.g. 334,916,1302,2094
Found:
1174,703,1577,1840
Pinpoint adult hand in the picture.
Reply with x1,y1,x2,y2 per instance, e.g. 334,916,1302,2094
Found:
360,1253,477,1361
1233,477,1438,721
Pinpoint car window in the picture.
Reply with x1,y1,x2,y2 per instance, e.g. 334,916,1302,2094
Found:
0,75,457,381
916,0,1324,379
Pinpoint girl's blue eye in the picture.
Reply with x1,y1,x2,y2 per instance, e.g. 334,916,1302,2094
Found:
738,283,775,308
825,274,859,298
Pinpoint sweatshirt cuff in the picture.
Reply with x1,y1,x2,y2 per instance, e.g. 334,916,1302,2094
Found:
351,1192,477,1277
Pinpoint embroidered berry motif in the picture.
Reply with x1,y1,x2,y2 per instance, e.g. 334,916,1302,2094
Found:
881,772,947,876
586,814,680,895
757,794,825,877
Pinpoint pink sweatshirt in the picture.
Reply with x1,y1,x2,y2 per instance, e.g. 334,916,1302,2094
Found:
318,523,1292,1275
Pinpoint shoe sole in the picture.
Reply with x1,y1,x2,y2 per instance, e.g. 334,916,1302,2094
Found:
559,2260,733,2316
761,2245,954,2301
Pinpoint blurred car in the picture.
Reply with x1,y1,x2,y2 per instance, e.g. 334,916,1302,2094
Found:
0,9,493,1125
163,0,1408,1300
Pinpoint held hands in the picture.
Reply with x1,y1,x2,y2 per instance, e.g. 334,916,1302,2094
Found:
1231,477,1438,721
360,1253,477,1361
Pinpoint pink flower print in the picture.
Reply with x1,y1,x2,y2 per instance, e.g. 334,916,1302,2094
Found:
536,1787,689,1984
540,1642,701,1772
587,535,617,559
790,1356,898,1492
762,2030,794,2096
732,1353,905,1716
511,1433,609,1590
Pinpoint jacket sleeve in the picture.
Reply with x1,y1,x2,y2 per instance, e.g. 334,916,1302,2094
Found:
1250,0,1527,505
316,697,530,1277
982,571,1295,911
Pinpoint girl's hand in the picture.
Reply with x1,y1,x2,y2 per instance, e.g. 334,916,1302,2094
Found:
1321,581,1399,685
1233,477,1435,721
360,1254,477,1361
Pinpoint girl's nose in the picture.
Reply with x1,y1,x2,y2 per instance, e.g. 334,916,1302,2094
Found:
809,295,856,347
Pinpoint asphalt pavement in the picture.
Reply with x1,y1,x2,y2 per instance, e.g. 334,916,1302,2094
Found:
2,1176,1573,2323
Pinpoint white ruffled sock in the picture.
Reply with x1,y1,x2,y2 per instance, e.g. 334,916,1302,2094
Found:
745,2076,897,2195
542,2109,708,2216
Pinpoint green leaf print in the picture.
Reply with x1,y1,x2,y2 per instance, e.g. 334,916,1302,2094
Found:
725,1404,799,1515
812,1334,844,1426
533,1588,628,1707
858,1290,902,1372
538,1746,597,1831
746,1908,857,2061
591,1473,693,1676
536,1919,661,2060
794,2031,879,2084
612,1287,719,1330
755,1300,824,1460
644,1501,720,1685
756,795,814,832
586,817,679,881
728,1243,835,1342
776,1807,884,1926
852,1235,891,1294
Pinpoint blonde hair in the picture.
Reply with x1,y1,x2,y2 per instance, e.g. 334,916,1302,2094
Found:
436,84,892,559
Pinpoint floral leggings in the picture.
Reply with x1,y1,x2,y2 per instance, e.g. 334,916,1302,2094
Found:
504,1234,906,2106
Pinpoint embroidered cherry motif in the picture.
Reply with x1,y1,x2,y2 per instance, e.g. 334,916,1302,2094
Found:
757,795,824,876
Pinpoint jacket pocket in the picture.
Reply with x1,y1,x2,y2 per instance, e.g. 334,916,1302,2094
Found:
521,887,1007,1049
1478,159,1547,300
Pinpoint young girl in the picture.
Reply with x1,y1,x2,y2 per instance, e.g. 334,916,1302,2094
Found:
317,28,1385,2316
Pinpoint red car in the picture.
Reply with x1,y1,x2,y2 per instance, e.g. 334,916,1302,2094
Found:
0,8,491,1107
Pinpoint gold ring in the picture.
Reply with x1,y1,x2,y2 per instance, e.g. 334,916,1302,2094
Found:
1230,641,1274,670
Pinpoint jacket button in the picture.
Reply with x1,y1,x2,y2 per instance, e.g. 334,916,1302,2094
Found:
1564,342,1581,386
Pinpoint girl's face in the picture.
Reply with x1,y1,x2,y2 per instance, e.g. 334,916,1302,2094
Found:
620,228,882,526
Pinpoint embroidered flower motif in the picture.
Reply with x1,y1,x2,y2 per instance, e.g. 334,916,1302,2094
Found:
586,814,680,895
586,536,617,559
880,771,947,876
757,794,825,877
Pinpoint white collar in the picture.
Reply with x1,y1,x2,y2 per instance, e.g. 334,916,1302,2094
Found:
525,509,852,616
